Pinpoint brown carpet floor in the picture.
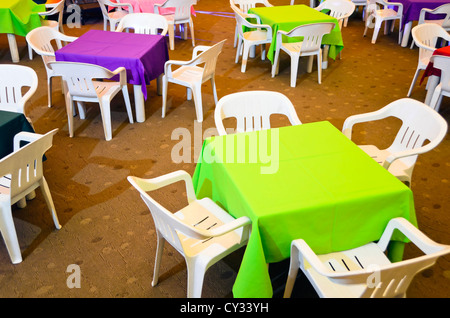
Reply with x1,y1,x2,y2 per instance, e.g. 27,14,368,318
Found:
0,0,448,298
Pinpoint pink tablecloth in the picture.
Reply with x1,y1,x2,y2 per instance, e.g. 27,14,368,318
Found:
110,0,195,15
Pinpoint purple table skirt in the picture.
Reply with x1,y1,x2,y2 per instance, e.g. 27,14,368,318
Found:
55,30,169,100
395,0,449,27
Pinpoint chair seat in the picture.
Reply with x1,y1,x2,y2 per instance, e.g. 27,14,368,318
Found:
109,10,129,20
174,197,243,257
243,29,269,42
304,242,392,298
170,65,204,85
375,8,399,19
359,145,410,178
72,80,122,102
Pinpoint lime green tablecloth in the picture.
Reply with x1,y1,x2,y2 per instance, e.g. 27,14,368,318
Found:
192,121,416,298
248,4,344,63
0,0,44,36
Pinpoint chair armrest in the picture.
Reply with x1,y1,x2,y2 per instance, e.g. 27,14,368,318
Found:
114,3,134,12
377,218,449,255
127,170,197,203
209,216,251,239
110,66,128,86
291,239,338,276
192,45,211,58
342,108,389,139
164,59,192,77
13,132,42,151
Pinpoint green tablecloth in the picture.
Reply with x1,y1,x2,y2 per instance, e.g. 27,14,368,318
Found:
192,121,416,298
248,4,344,63
0,110,35,158
0,0,44,36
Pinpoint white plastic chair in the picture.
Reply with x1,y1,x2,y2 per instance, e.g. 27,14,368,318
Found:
26,26,78,108
48,61,134,141
407,23,450,97
115,12,169,35
429,55,450,112
231,4,273,73
284,217,450,298
271,22,335,87
97,0,134,31
214,91,302,135
410,4,450,49
342,98,448,187
162,40,226,122
0,129,61,264
363,0,403,44
127,171,251,298
0,64,38,116
314,0,356,29
154,0,196,50
28,0,65,60
230,0,273,47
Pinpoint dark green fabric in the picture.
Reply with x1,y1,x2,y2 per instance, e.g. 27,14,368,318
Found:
0,111,35,159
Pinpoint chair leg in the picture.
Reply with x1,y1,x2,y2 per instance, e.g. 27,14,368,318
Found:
161,77,168,118
39,177,62,230
210,78,218,105
372,20,382,44
290,54,300,88
234,24,238,48
272,48,280,78
429,85,443,112
98,99,112,141
283,243,300,298
122,86,134,124
317,52,322,84
407,68,420,97
0,205,22,264
191,84,203,122
241,43,250,73
186,257,206,298
152,232,165,287
168,23,175,50
66,95,74,138
189,17,195,47
47,76,53,108
235,39,242,64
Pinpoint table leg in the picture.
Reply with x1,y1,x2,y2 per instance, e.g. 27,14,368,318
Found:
424,75,439,105
133,85,146,123
322,45,329,69
401,21,412,48
7,34,19,63
157,75,162,96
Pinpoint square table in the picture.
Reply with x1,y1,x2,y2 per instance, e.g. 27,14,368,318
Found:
397,0,450,47
192,121,416,298
55,29,169,123
0,0,45,63
248,4,344,68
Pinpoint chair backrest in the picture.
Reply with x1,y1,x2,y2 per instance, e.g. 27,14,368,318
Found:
41,0,65,31
215,91,302,135
190,40,226,82
284,22,335,53
412,23,449,66
431,55,450,92
230,0,272,12
316,0,356,27
0,65,38,115
419,3,450,29
48,61,120,99
115,13,169,35
0,129,58,203
98,0,127,16
155,0,196,22
127,176,209,254
379,98,448,167
26,26,62,57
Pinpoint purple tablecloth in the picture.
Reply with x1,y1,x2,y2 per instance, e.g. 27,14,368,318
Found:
55,30,169,100
396,0,449,27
